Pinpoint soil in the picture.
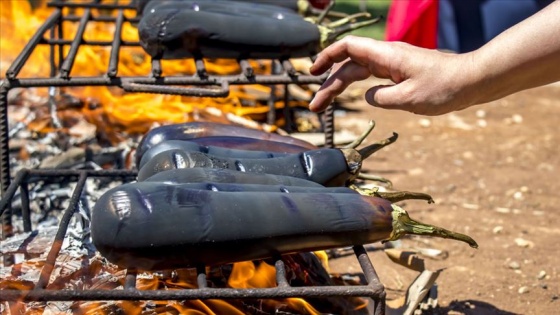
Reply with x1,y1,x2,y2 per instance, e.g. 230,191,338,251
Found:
327,81,560,315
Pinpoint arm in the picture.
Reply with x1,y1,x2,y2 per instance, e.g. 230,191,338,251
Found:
308,0,560,116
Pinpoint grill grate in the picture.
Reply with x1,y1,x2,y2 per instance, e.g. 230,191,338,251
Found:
1,1,382,313
0,169,386,315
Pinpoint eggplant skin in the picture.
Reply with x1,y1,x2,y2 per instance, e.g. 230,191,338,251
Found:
136,122,317,165
136,148,350,186
142,168,326,187
91,183,393,270
138,140,292,170
138,7,321,59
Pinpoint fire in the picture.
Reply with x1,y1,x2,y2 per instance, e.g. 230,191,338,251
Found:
0,0,312,139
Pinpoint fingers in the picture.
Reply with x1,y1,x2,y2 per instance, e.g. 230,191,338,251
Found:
310,36,380,76
309,60,372,112
365,84,446,116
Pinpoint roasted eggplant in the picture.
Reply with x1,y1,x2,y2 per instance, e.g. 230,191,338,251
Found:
92,182,477,270
137,1,380,59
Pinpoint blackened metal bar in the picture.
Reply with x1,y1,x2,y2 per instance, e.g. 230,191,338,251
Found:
195,58,207,78
1,285,385,301
354,245,386,315
58,8,91,79
57,11,64,72
274,260,289,287
6,10,61,79
281,60,297,77
42,38,140,47
122,82,230,97
267,61,281,125
0,170,27,217
151,59,162,78
35,172,88,289
8,73,329,88
48,1,135,10
124,269,137,290
20,182,32,232
49,21,57,77
196,266,208,289
323,103,335,148
353,245,384,293
62,14,140,23
0,82,11,196
238,60,254,78
282,84,293,133
107,10,125,77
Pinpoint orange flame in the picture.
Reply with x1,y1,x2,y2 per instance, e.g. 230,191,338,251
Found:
0,0,312,139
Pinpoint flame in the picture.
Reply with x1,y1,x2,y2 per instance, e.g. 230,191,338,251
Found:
0,0,312,139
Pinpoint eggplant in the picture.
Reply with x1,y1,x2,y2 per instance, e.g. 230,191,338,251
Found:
141,0,301,19
138,140,293,170
187,136,312,153
136,133,399,185
137,2,380,59
143,165,328,188
91,182,477,270
136,122,318,165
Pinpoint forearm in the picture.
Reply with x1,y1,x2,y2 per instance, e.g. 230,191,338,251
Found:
468,0,560,106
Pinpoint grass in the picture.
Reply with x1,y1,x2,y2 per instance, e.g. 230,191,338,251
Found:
331,0,391,39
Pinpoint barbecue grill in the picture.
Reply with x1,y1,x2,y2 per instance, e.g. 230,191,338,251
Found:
0,1,387,314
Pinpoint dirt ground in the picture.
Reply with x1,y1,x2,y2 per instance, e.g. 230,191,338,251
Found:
327,81,560,315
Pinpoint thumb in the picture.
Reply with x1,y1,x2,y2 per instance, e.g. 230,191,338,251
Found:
364,84,409,110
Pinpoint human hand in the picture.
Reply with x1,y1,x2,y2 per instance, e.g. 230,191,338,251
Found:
309,36,478,116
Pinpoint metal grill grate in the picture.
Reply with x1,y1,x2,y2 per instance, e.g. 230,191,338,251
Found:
0,169,386,315
0,1,382,313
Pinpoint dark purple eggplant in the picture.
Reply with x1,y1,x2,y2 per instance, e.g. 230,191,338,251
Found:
138,140,293,170
136,133,399,185
142,167,325,187
141,0,301,19
137,3,380,59
91,182,477,270
136,122,317,165
188,136,312,153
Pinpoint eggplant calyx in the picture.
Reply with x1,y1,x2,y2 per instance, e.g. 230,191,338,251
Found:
385,205,479,248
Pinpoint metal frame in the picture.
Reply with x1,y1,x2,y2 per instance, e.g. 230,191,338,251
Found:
0,1,380,313
0,0,335,194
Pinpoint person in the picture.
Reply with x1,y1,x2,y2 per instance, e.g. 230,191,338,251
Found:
308,0,560,116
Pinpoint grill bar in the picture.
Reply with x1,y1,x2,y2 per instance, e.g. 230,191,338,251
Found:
107,10,125,77
59,8,91,79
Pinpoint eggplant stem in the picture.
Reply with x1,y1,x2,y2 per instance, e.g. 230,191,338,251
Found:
375,191,434,204
386,205,479,248
358,132,398,160
326,12,371,28
343,120,375,149
318,15,383,49
316,0,336,25
354,173,393,188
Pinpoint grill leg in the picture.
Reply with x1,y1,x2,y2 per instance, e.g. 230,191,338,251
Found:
0,80,14,266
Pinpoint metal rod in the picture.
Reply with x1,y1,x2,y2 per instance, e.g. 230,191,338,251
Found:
42,38,139,47
196,266,208,289
107,10,125,77
151,59,162,78
62,14,140,23
0,285,385,301
35,172,88,289
124,269,138,290
274,260,289,287
0,82,11,197
323,103,335,148
58,8,92,79
48,1,135,10
6,11,61,79
20,182,32,232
